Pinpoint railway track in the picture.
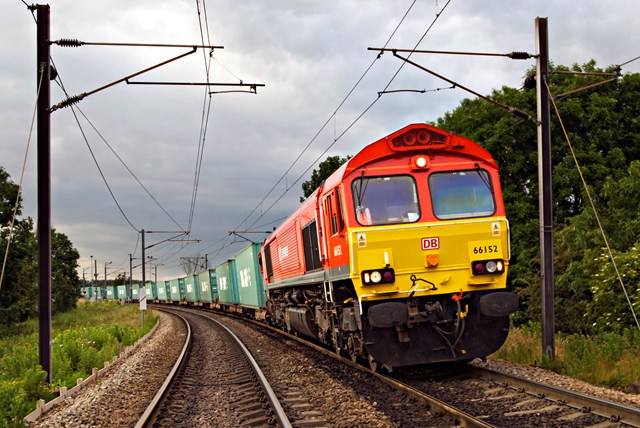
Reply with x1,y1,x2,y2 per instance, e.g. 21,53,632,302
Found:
215,310,640,427
135,307,640,427
135,307,292,427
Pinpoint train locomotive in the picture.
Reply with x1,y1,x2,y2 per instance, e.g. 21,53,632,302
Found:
132,123,519,371
259,123,518,370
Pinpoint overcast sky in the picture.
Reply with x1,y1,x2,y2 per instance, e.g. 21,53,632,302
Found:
3,0,640,282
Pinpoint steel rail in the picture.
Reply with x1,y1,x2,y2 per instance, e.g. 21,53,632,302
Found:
134,310,192,428
468,365,640,427
199,313,293,428
236,315,494,427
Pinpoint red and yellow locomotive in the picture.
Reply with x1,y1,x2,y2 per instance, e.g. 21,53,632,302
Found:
260,123,518,370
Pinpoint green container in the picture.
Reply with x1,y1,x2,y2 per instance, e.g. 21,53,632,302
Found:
157,280,169,301
234,243,265,309
215,259,239,305
169,278,185,302
147,282,158,300
131,283,140,301
105,286,116,300
198,269,217,303
184,274,199,303
117,285,129,300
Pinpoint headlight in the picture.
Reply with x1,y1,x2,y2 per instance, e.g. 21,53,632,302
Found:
361,268,395,285
471,260,505,276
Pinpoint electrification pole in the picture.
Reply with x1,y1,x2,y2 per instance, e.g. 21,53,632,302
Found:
536,17,555,359
32,3,52,384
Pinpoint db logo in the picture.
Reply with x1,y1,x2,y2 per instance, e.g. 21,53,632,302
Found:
421,237,439,250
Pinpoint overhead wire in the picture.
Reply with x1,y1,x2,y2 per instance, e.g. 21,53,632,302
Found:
50,57,140,231
545,80,640,335
73,107,186,232
231,0,427,235
187,0,217,234
242,0,455,232
0,63,44,290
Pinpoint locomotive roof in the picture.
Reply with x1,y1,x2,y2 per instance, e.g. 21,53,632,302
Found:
321,123,498,190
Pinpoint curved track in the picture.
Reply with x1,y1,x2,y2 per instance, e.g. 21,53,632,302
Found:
136,307,292,427
221,311,640,427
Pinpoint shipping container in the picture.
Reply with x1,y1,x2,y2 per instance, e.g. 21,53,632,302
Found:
234,242,265,309
116,285,129,301
146,282,158,301
169,278,185,302
184,274,200,303
198,269,217,304
215,259,239,305
131,283,141,302
105,286,116,300
157,280,169,301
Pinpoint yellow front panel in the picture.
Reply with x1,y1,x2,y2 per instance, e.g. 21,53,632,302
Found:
349,218,510,301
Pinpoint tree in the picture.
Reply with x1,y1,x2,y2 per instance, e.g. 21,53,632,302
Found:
0,167,21,224
0,168,81,323
51,229,81,314
300,155,350,202
436,62,640,334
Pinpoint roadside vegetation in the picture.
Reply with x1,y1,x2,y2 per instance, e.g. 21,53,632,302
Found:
493,323,640,388
0,301,156,426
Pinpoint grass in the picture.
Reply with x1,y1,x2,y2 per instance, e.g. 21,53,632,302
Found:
491,322,640,389
0,300,157,427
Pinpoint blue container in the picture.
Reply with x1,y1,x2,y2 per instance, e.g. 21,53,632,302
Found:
105,286,116,300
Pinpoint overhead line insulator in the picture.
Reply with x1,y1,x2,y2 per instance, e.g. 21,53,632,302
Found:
508,51,534,60
53,38,83,47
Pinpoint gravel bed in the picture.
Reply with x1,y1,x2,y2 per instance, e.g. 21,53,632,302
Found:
27,309,639,427
472,358,640,409
27,311,186,428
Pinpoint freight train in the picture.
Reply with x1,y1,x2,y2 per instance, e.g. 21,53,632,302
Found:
85,123,518,371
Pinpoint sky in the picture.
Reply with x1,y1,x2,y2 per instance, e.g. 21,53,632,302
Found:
2,0,640,282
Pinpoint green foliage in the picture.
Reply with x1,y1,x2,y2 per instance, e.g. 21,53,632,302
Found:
300,155,351,201
0,302,158,423
493,324,640,388
0,166,81,326
586,246,640,333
